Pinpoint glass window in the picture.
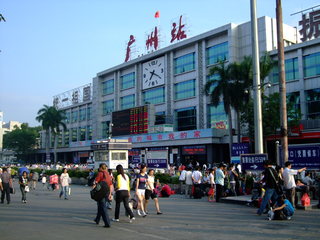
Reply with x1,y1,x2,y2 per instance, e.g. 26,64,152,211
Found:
101,121,110,139
71,128,77,142
64,130,69,147
175,107,197,131
304,52,320,78
175,79,196,100
287,92,301,121
271,58,299,83
71,109,78,123
79,107,86,121
174,53,195,75
58,133,63,148
207,104,228,129
155,111,166,125
64,111,70,124
87,105,92,120
102,79,114,95
143,87,165,104
102,99,114,115
120,72,135,90
305,88,320,119
206,42,228,65
120,94,135,110
87,125,92,140
79,127,86,141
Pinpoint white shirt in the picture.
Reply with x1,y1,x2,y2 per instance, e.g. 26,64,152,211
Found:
179,170,186,181
60,173,70,187
215,168,225,186
192,170,202,184
185,171,193,185
209,173,215,185
146,175,155,191
283,168,298,189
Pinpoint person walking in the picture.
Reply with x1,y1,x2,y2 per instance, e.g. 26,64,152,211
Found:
215,163,226,202
59,168,70,200
94,163,114,228
31,171,39,190
145,169,162,215
19,171,29,203
185,167,193,198
1,167,13,204
282,162,306,207
135,164,148,217
113,164,135,223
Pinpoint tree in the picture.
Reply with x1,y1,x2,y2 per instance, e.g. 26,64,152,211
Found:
36,105,66,163
205,62,233,157
3,124,39,161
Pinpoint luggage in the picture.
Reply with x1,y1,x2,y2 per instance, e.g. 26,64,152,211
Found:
90,181,109,201
301,193,311,207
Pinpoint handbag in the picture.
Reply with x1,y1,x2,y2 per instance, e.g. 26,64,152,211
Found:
25,186,30,192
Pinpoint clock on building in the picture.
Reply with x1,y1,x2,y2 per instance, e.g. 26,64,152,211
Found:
142,56,165,90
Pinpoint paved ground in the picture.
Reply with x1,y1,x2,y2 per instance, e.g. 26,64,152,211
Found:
0,182,319,240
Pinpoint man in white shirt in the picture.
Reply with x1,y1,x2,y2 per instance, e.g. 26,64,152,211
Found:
185,168,193,198
283,162,306,207
215,163,226,202
192,167,202,185
179,169,187,194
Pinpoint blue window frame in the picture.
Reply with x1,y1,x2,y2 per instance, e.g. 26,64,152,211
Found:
206,42,228,65
303,52,320,78
143,87,165,104
174,53,195,74
120,94,135,110
102,79,114,95
101,121,110,139
305,88,320,119
175,107,197,131
271,58,299,83
102,100,114,115
120,72,135,90
207,104,228,129
174,79,196,100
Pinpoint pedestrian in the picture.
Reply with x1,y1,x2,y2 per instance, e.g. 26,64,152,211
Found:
282,162,306,207
42,174,47,190
94,163,114,228
107,168,114,209
0,167,13,204
215,163,226,202
179,167,186,194
208,168,215,202
59,168,70,200
145,169,162,215
19,171,29,203
31,171,39,190
228,164,238,196
0,175,3,191
49,173,59,191
271,195,295,220
257,161,280,215
113,164,135,223
135,164,148,217
185,167,193,198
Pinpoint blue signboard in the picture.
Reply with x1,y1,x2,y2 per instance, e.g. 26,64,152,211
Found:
232,143,250,157
280,144,320,169
241,154,268,171
130,156,141,164
147,159,168,169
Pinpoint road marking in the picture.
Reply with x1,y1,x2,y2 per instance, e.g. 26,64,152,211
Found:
72,217,169,240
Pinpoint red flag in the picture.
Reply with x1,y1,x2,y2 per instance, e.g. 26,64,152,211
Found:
154,11,160,18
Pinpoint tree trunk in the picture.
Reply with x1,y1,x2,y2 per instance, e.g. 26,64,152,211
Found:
237,110,241,143
227,106,233,160
45,129,50,163
54,133,58,164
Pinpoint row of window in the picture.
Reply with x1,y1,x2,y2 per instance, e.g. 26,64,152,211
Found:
64,106,92,123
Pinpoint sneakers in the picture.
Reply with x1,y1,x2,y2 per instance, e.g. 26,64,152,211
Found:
137,210,142,216
129,217,135,223
112,218,120,222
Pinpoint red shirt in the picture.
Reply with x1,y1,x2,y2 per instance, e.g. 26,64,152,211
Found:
95,170,112,187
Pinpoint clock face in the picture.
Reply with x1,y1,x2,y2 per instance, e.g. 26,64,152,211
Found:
142,57,165,90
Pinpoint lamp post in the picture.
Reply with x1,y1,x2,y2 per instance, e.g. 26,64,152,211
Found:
250,0,264,154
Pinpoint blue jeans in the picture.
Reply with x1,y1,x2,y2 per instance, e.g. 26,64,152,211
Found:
59,186,69,199
95,197,110,227
257,188,278,215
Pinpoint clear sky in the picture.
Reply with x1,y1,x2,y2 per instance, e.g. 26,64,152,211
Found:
0,0,319,126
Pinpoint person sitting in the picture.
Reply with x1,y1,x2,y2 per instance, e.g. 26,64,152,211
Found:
271,195,295,220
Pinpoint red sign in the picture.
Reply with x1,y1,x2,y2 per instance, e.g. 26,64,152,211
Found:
299,10,320,42
125,35,136,62
182,145,206,155
146,26,159,51
170,15,187,43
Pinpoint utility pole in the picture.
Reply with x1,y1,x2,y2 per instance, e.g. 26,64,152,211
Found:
250,0,264,154
276,0,288,164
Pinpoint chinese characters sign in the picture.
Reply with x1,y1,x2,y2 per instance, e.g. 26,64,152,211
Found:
232,143,249,157
146,26,159,51
125,35,136,62
170,15,187,43
299,9,320,42
241,154,268,171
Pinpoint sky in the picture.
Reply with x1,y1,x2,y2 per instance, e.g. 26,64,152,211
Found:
0,0,319,126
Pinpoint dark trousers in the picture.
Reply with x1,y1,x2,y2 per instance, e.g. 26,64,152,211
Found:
20,185,27,201
115,190,134,219
1,183,11,203
216,184,223,202
95,197,110,227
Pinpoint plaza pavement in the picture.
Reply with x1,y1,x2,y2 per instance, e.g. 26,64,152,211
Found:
0,182,319,240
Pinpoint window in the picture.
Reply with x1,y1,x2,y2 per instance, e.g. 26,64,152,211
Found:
174,53,195,74
207,104,228,129
71,109,78,123
287,92,301,121
71,128,77,142
155,111,166,125
87,125,92,140
120,72,135,90
206,42,228,65
175,107,197,131
143,87,165,104
58,133,63,148
102,100,114,115
120,94,135,110
102,79,114,95
206,74,220,93
64,130,69,147
303,52,320,78
101,121,110,139
271,58,299,83
79,107,86,121
305,88,320,119
79,127,86,141
64,111,70,123
87,105,92,120
175,79,196,100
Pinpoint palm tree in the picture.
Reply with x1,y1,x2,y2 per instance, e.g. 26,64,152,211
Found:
36,105,66,163
205,62,233,157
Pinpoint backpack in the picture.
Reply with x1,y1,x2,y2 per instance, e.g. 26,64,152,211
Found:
90,172,110,202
